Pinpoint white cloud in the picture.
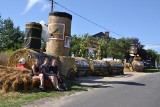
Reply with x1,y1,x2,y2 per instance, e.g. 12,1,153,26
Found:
144,45,160,49
22,0,49,14
144,44,160,53
41,4,50,12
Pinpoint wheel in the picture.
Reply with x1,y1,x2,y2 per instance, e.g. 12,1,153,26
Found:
67,68,75,80
84,71,89,77
121,70,124,75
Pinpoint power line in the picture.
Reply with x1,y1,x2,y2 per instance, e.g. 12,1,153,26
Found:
53,1,160,48
54,1,124,37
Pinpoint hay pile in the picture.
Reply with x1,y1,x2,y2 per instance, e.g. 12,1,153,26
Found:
133,56,142,61
0,66,54,93
0,66,31,93
124,63,133,72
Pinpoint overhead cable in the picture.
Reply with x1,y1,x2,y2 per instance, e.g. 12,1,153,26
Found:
54,1,124,37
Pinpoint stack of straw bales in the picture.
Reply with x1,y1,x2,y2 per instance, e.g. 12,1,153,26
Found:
124,63,133,72
48,12,72,37
58,56,75,80
46,12,72,57
46,39,69,56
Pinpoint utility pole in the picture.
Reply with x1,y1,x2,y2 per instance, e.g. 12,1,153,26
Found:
50,0,54,12
157,54,160,71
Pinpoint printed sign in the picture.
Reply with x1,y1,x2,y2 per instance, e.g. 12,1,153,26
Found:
48,23,65,40
64,36,71,48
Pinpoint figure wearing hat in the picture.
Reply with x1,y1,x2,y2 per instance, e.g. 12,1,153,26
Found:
17,58,27,69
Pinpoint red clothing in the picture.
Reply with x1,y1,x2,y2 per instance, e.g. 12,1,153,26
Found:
17,64,27,69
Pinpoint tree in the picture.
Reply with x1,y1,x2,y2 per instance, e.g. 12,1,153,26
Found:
0,17,24,51
146,49,158,66
70,34,91,58
106,37,132,61
70,34,81,56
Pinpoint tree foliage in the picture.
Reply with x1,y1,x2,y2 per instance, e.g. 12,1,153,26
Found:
70,34,90,58
146,49,158,65
69,34,158,64
0,15,24,51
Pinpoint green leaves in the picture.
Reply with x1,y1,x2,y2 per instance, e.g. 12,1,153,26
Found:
0,16,24,51
69,34,153,62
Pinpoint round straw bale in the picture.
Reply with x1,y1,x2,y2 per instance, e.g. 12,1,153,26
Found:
8,48,55,69
132,61,144,72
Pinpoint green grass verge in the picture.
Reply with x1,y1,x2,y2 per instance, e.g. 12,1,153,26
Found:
0,81,90,107
144,68,160,73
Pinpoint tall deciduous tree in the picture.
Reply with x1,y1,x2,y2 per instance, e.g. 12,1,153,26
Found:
146,49,158,66
0,17,24,51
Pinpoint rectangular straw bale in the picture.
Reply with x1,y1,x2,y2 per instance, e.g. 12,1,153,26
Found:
48,16,71,36
58,56,75,77
46,39,69,56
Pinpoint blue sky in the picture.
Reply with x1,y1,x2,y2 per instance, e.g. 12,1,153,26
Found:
0,0,160,53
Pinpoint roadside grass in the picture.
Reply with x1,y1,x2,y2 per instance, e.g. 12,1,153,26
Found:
144,68,160,73
0,81,91,107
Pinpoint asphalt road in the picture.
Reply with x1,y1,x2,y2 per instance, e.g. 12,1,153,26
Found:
60,72,160,107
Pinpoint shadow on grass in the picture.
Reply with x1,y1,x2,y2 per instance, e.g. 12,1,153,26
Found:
66,80,113,91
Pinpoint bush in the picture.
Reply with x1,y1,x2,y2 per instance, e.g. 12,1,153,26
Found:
0,53,9,66
0,50,13,66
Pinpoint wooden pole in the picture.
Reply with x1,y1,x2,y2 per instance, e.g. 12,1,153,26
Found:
50,0,54,12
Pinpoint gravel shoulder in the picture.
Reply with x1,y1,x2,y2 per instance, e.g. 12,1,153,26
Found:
22,72,150,107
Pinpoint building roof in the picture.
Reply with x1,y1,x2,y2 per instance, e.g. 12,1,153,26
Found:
92,32,106,38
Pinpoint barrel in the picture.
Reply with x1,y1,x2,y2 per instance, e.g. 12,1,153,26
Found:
24,22,42,51
46,12,72,56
